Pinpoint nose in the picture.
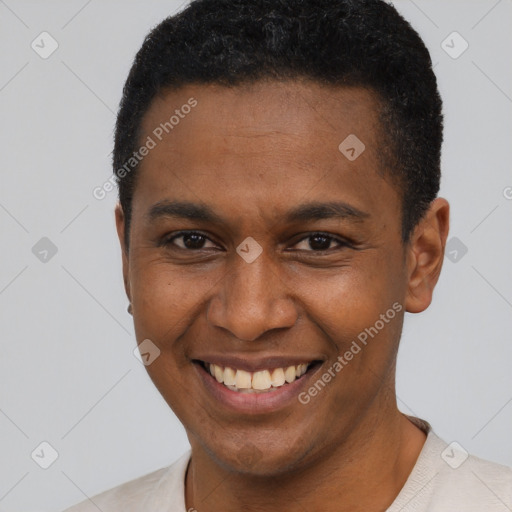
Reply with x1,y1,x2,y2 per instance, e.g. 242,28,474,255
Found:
206,248,298,342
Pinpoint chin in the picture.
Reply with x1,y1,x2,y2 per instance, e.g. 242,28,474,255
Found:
204,436,313,477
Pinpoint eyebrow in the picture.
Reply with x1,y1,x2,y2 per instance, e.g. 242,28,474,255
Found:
284,201,369,223
147,200,225,224
146,199,370,224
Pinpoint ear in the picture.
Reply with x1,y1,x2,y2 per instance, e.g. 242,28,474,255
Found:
405,198,450,313
115,203,131,304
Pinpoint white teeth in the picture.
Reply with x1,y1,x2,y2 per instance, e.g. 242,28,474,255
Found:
284,366,296,383
206,362,311,392
214,365,224,383
270,368,285,387
235,369,252,389
223,366,236,386
252,370,272,390
296,364,307,377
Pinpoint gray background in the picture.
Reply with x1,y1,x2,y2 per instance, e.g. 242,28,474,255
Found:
0,0,511,510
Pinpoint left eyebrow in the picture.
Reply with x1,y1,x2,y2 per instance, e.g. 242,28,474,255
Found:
283,201,370,223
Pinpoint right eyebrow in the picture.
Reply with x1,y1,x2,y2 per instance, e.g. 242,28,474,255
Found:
146,200,225,224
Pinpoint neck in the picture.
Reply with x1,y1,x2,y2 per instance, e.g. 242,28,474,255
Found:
185,408,426,512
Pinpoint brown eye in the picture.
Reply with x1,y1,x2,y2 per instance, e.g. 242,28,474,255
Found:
164,231,218,250
292,233,348,252
307,234,333,251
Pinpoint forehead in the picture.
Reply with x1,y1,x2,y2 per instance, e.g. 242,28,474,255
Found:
141,80,382,153
132,80,400,231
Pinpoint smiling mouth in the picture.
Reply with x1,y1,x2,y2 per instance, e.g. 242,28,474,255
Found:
196,361,320,393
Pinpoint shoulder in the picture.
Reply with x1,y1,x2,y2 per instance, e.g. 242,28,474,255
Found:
390,418,512,512
61,451,190,512
411,430,512,511
432,446,512,510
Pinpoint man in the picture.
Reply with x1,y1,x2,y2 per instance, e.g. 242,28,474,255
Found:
65,0,512,510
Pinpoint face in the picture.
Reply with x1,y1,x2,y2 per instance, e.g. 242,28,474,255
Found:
116,80,427,475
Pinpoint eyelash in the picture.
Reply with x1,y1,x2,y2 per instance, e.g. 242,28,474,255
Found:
161,230,351,253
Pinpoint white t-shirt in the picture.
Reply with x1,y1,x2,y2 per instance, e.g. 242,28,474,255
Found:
63,418,512,511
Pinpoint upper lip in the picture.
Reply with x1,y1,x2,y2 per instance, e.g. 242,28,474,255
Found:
193,355,324,373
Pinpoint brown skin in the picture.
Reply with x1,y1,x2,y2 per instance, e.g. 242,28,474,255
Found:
115,80,449,511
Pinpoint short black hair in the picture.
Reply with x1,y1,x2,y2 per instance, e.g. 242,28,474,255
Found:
113,0,443,249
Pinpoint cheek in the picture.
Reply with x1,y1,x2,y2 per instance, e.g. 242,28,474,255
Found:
296,268,404,398
297,252,403,335
292,255,405,400
129,256,224,350
128,258,219,418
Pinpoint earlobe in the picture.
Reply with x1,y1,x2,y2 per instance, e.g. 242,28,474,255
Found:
405,198,450,313
115,203,131,303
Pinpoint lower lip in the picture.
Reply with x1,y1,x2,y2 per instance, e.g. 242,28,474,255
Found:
194,362,321,414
